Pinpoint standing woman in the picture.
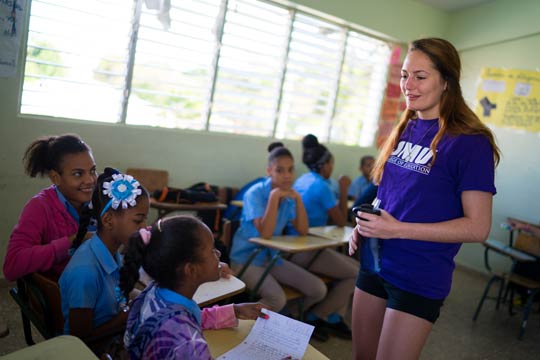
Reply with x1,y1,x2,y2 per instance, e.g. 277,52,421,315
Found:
3,134,97,281
349,38,500,360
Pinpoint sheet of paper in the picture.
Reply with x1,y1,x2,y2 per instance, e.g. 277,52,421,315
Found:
217,309,314,360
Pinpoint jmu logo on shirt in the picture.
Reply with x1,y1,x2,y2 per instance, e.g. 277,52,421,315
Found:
388,141,434,175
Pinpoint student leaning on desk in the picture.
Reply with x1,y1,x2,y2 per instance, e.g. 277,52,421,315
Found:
229,143,329,341
3,134,97,282
121,215,266,360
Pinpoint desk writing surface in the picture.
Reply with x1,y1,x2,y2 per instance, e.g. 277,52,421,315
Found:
139,270,245,307
1,335,98,360
308,226,354,243
150,198,227,212
194,276,246,307
249,234,346,253
484,239,536,262
204,320,329,359
230,200,243,207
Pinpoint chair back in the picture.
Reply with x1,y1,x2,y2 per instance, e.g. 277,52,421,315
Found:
126,168,169,193
515,232,540,257
10,272,64,344
28,273,64,335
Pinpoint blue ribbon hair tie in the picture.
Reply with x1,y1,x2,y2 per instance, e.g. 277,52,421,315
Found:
100,174,142,218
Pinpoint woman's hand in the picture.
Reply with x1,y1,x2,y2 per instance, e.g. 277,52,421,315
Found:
233,303,268,320
355,209,400,240
219,262,234,279
349,226,362,255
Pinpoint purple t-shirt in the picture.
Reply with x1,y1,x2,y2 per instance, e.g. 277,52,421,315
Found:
377,118,496,299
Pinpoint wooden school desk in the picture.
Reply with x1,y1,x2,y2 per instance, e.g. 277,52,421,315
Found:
229,199,243,207
139,270,246,307
1,335,97,360
233,200,354,210
237,234,350,297
150,198,227,220
506,217,540,245
204,319,329,359
308,225,354,243
249,234,348,253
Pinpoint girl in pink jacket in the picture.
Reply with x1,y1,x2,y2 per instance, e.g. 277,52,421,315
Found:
3,134,97,281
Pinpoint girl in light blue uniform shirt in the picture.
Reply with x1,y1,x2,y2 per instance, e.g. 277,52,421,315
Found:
229,143,329,340
292,134,359,339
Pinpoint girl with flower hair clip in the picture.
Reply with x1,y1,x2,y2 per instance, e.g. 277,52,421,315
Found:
120,215,267,360
59,167,150,345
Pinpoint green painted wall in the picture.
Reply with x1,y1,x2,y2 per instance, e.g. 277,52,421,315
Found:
447,1,540,274
290,0,448,42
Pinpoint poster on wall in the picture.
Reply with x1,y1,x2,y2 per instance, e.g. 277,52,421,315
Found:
475,67,540,132
0,0,26,78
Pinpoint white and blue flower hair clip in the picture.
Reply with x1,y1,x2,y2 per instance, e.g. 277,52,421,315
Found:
100,174,142,218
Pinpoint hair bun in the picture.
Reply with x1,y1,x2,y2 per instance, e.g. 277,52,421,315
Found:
97,167,120,182
268,142,284,153
302,134,319,149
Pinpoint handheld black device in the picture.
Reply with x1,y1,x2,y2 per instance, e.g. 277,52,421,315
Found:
352,203,381,220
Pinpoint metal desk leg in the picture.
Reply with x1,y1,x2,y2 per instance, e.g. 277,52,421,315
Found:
305,249,324,270
236,248,263,279
250,251,283,300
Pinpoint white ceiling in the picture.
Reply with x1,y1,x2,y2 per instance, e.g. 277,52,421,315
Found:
415,0,494,12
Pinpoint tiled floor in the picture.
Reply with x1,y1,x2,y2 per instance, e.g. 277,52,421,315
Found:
1,266,539,359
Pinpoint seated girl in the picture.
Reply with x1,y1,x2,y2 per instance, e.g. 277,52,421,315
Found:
292,134,359,339
4,134,96,281
59,168,149,342
121,215,265,360
229,143,329,340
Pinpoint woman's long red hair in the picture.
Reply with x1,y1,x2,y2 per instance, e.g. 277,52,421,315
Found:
372,38,500,184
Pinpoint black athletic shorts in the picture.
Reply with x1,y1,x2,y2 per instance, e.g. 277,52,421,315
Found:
355,271,444,323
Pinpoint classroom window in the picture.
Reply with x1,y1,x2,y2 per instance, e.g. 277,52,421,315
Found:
20,0,391,146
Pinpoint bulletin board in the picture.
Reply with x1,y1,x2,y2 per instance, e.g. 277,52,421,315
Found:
475,67,540,132
0,0,26,77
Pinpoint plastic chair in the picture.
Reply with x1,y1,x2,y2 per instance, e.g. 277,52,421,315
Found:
473,230,540,339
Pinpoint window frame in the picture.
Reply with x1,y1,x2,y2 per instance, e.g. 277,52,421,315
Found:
19,0,394,147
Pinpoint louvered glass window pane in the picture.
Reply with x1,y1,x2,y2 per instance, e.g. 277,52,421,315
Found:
331,31,390,146
19,0,391,147
209,0,290,136
126,0,221,129
21,0,133,122
275,14,345,141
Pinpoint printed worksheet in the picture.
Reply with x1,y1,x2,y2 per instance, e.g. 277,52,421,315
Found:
218,309,314,360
